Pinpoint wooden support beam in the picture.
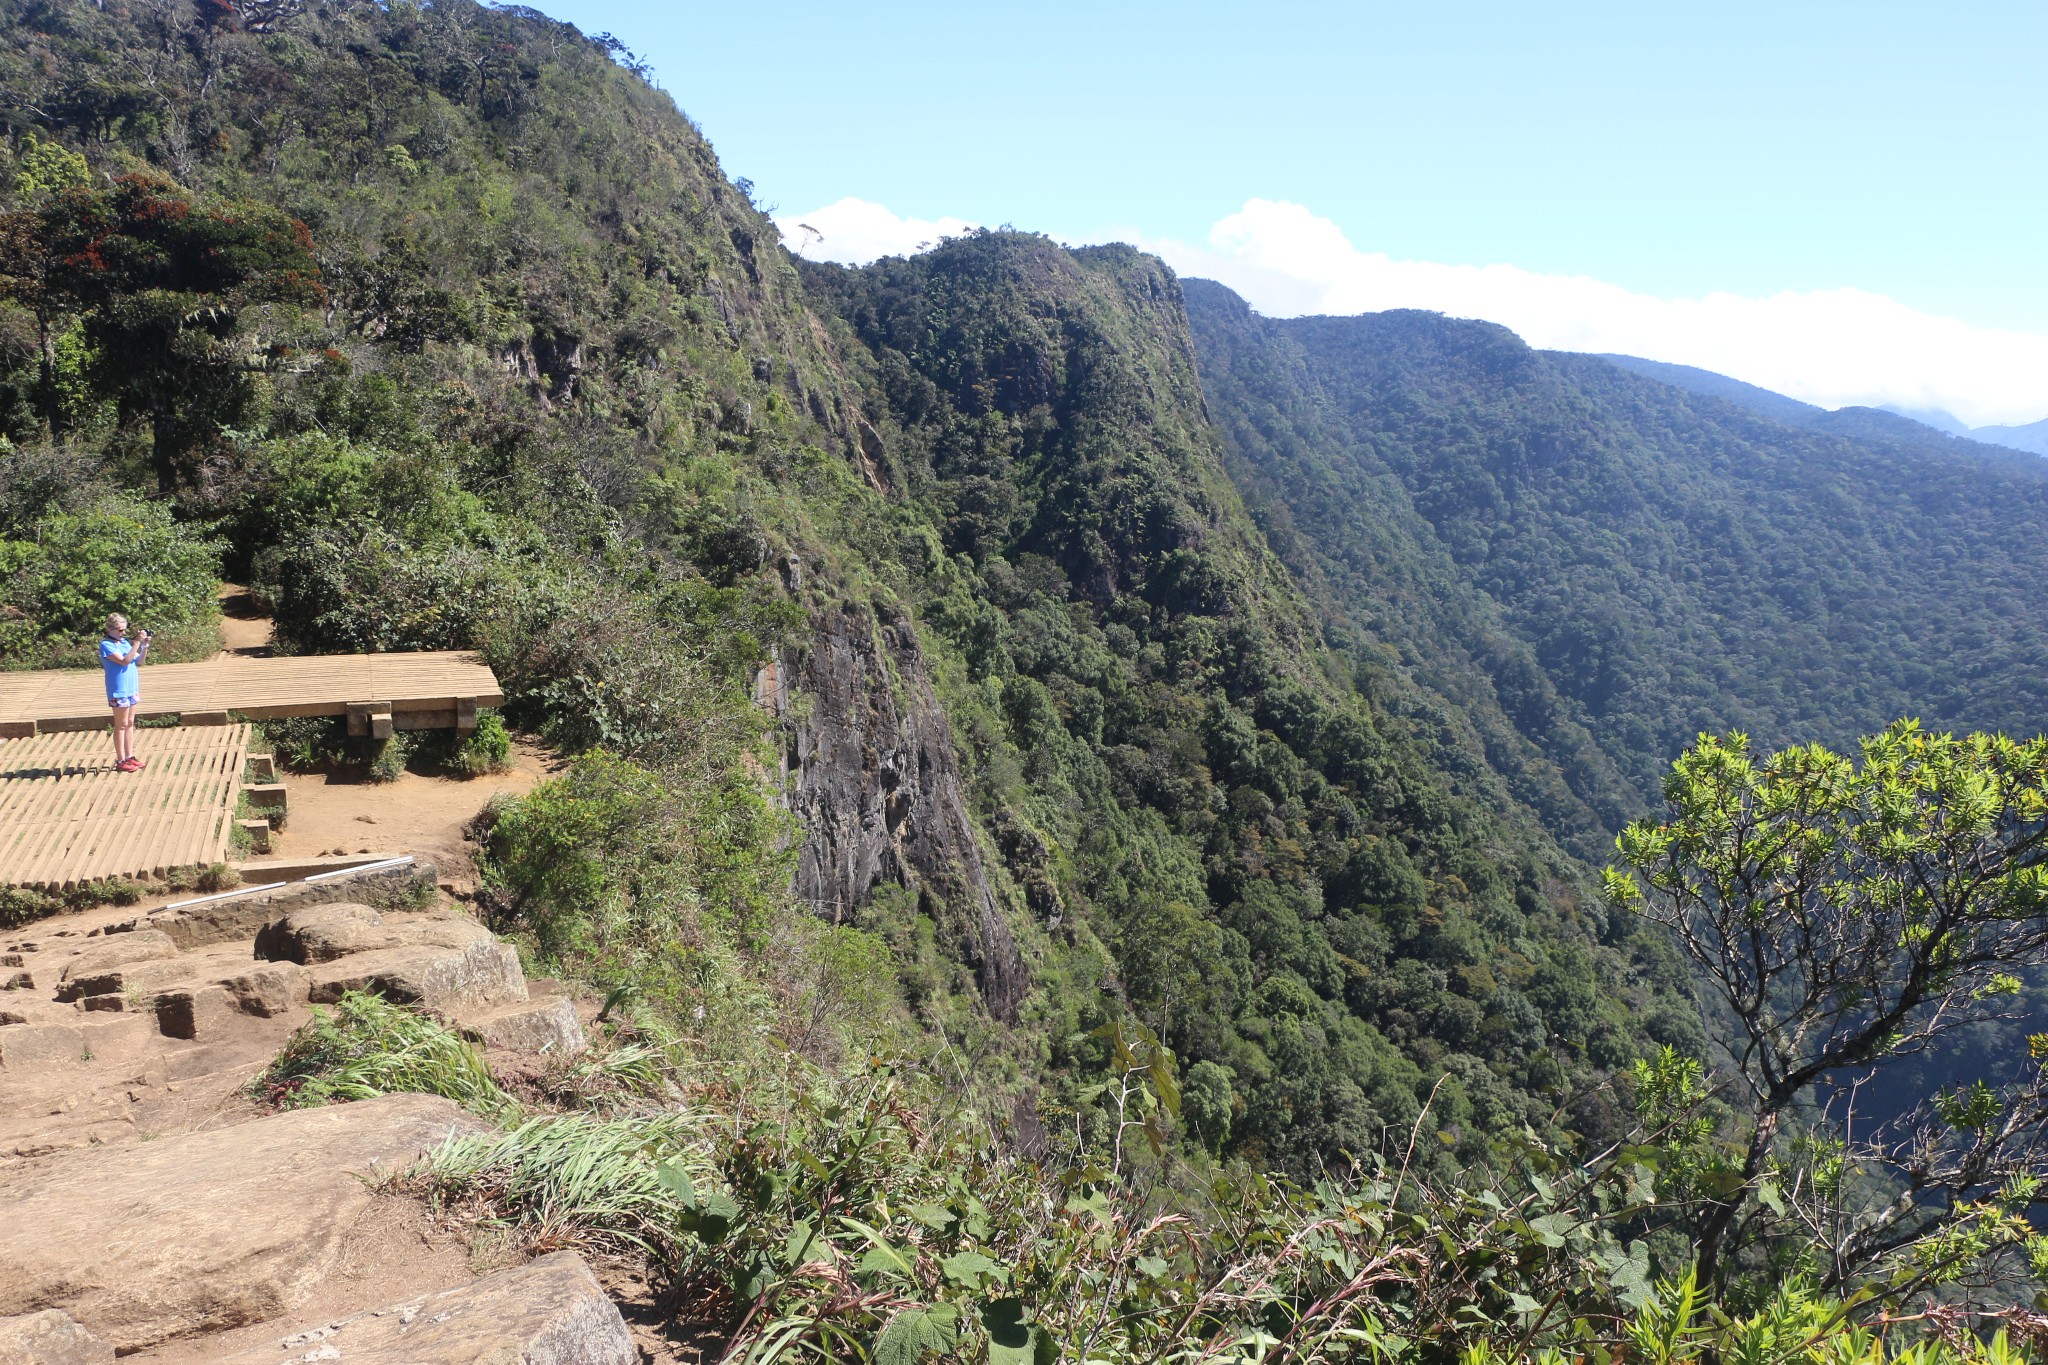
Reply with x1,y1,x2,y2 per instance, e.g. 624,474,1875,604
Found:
346,701,394,739
455,696,479,734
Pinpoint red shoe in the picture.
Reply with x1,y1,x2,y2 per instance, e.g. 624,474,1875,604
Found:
116,757,141,773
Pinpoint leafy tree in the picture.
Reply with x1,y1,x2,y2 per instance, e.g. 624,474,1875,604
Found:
1606,722,2048,1295
10,133,89,197
0,495,220,665
0,173,318,484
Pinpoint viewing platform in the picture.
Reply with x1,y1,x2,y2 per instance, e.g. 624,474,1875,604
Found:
0,725,251,887
0,651,504,738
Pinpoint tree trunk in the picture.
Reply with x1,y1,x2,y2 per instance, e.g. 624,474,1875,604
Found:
37,315,62,440
1696,1106,1780,1288
152,396,177,494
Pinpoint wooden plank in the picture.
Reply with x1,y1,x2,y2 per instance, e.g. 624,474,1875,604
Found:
0,736,87,849
0,652,501,730
0,724,248,886
47,731,172,885
46,732,161,886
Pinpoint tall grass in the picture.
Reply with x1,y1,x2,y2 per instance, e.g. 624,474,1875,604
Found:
421,1112,716,1265
257,990,511,1116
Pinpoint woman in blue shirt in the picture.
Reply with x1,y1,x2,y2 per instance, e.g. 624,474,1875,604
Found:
99,614,151,772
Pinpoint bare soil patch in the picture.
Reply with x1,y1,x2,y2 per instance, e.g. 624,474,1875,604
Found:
253,738,555,891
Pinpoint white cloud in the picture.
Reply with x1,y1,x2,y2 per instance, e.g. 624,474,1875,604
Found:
776,197,980,267
1140,201,2048,429
781,196,2048,429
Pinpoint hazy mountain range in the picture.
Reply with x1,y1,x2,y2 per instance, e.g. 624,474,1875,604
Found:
1594,355,2048,458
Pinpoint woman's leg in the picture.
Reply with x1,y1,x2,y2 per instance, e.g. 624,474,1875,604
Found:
113,705,134,763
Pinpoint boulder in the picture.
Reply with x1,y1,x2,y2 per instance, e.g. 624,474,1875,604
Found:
210,1253,634,1365
304,926,526,1015
153,982,239,1040
466,996,586,1056
219,963,305,1018
0,1309,114,1365
255,903,389,965
0,1094,486,1352
54,930,178,999
130,861,438,949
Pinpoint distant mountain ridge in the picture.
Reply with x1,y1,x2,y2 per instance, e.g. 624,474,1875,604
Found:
1591,354,2047,458
1974,416,2048,457
1185,283,2048,833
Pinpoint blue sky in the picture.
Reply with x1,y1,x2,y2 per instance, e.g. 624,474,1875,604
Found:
531,0,2048,425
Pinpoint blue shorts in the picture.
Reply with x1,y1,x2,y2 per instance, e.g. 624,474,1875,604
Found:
108,695,138,710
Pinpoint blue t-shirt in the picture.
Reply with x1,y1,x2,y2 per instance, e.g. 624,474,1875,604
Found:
100,638,141,701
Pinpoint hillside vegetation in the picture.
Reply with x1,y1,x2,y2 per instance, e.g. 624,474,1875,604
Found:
1186,283,2048,836
5,0,2048,1358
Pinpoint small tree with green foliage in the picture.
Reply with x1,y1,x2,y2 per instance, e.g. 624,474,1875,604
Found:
0,172,319,483
0,496,221,666
1606,721,2048,1298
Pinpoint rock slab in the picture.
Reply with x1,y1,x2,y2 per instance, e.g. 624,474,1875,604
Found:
0,1309,114,1365
0,1094,485,1352
468,995,586,1056
210,1252,635,1365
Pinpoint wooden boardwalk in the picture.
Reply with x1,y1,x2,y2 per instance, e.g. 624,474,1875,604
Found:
0,726,250,888
0,652,503,737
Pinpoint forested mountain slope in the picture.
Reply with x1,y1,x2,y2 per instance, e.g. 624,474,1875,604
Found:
0,0,1695,1176
1185,281,2048,824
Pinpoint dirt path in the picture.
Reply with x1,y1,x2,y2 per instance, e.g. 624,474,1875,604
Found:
258,739,556,891
216,584,273,658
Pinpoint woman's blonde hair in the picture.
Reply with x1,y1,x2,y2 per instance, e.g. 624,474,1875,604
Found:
103,613,127,636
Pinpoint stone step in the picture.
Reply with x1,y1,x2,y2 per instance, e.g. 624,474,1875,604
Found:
0,1014,157,1073
0,1094,488,1354
207,1253,634,1365
463,995,586,1057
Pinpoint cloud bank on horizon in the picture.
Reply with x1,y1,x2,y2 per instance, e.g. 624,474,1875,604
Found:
779,196,2048,430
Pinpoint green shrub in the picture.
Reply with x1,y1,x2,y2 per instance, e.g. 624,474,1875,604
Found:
262,715,346,771
257,990,510,1116
0,496,220,668
363,733,411,784
0,884,62,928
454,709,513,776
90,877,145,906
483,751,669,955
261,527,505,656
195,862,240,893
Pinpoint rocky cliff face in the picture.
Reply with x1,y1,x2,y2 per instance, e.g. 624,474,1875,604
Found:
762,606,1026,1022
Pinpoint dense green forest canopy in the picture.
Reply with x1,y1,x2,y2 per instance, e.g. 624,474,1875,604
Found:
0,0,1697,1181
1184,281,2048,842
8,0,2048,1353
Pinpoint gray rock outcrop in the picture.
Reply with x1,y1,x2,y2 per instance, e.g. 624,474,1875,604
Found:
772,605,1026,1020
